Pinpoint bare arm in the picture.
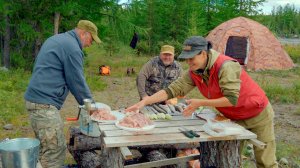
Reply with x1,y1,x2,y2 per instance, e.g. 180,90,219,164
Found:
183,97,233,117
125,90,168,112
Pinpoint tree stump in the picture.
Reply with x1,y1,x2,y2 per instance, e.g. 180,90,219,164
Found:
67,127,102,168
100,134,124,168
67,145,102,168
68,127,101,151
200,140,241,168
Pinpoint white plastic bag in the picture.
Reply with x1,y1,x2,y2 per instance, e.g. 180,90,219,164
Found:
203,119,245,137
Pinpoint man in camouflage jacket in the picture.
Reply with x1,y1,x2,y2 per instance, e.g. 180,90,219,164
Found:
137,45,182,100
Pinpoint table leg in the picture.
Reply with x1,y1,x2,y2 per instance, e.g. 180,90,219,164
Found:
200,140,241,168
100,135,124,168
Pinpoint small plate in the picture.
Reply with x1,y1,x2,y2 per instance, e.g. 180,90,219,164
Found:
115,120,155,132
91,111,125,123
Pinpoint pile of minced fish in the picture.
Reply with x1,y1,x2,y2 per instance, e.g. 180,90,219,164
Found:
141,103,187,120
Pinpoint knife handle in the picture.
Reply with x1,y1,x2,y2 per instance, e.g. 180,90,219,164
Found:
189,130,200,137
179,129,194,138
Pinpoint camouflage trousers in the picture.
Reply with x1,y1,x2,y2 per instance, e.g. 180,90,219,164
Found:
25,101,66,168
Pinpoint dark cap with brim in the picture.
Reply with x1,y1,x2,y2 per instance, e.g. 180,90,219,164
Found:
178,36,208,59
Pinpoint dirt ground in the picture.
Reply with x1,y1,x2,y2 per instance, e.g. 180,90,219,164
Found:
60,76,300,165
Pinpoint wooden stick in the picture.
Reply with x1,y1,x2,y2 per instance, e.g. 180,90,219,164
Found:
248,139,266,149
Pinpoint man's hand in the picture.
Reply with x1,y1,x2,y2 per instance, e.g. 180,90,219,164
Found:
183,99,202,117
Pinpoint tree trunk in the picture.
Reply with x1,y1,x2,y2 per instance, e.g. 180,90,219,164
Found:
54,12,60,35
0,35,3,66
3,14,10,69
33,21,42,59
68,127,101,151
200,140,241,168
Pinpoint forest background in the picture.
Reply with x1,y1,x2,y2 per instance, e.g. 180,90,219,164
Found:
1,0,300,69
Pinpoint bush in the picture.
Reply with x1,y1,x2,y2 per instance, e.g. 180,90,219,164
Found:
284,45,300,64
11,53,33,70
136,40,151,55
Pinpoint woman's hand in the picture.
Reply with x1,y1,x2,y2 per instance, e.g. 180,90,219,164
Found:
125,100,146,113
183,99,202,117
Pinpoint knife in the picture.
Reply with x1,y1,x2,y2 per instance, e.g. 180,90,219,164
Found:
178,128,194,138
181,127,200,137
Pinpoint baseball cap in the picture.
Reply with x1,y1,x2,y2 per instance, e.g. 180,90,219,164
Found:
77,20,101,44
160,45,175,55
178,36,208,59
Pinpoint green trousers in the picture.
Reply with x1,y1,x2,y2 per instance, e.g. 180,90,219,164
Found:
26,101,66,168
236,103,278,168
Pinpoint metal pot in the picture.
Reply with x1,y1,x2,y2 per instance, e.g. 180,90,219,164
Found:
0,138,40,168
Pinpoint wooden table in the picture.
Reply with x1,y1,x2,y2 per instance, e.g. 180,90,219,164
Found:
98,116,257,168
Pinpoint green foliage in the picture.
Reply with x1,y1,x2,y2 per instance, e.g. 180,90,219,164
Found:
157,40,182,58
136,40,151,54
86,74,107,92
284,45,300,63
10,53,33,70
251,66,300,104
5,0,297,69
276,141,300,165
257,4,300,37
85,44,150,77
102,36,120,57
0,69,30,126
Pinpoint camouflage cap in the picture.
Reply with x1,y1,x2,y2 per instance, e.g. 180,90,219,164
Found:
178,36,208,59
77,20,101,44
160,45,174,55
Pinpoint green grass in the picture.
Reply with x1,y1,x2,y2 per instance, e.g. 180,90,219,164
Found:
249,67,300,104
85,44,151,77
0,69,32,139
276,141,300,166
294,107,300,115
284,44,300,63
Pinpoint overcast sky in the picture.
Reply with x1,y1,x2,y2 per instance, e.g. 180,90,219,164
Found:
261,0,300,14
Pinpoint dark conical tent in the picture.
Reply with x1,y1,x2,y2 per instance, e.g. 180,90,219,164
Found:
206,16,295,71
